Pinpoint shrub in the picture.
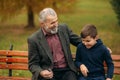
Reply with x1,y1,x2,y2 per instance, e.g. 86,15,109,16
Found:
110,0,120,26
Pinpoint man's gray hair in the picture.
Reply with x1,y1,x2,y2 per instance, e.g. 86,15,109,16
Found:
39,8,57,22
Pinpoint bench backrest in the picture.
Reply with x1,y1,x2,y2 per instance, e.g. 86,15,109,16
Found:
0,50,120,75
0,50,28,70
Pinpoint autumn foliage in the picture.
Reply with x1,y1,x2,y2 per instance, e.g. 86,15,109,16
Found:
0,0,76,28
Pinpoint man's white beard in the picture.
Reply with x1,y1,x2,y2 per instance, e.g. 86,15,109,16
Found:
45,26,58,34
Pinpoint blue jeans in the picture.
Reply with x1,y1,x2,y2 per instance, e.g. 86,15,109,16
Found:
78,76,105,80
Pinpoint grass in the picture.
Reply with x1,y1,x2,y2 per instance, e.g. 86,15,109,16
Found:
0,0,120,79
59,0,120,54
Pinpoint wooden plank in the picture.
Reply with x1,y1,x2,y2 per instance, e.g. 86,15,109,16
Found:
111,55,120,61
104,62,120,68
0,50,7,55
114,62,120,68
0,50,28,57
0,64,28,70
104,67,120,75
0,57,28,63
114,68,120,75
0,50,120,76
71,54,120,60
0,76,31,80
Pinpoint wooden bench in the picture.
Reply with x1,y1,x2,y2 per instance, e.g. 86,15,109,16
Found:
0,50,120,80
0,50,30,80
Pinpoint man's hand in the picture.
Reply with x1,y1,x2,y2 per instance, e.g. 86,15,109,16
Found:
40,69,53,79
107,47,112,54
80,64,89,77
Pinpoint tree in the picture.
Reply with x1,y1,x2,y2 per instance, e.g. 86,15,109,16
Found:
110,0,120,26
0,0,24,21
0,0,76,28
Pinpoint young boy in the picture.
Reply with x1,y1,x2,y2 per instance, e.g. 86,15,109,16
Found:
75,24,114,80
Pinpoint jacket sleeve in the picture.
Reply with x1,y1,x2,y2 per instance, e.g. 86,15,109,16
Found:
65,24,81,46
104,47,114,79
75,45,83,68
27,38,43,80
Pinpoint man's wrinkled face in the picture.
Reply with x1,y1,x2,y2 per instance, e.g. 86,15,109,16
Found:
43,15,58,34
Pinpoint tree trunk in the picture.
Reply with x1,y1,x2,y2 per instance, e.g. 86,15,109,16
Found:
26,3,35,28
53,1,57,9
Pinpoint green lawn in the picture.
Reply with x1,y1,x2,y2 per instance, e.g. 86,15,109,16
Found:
0,0,120,79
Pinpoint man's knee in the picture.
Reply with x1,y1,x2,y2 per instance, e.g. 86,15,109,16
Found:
63,71,77,80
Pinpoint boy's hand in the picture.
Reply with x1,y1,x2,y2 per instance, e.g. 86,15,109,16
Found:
80,64,89,77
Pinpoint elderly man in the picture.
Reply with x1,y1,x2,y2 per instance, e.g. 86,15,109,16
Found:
27,7,81,80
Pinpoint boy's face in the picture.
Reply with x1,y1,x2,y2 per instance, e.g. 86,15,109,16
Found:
82,36,97,49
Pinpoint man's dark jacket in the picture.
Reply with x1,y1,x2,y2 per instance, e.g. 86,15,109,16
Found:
27,24,81,80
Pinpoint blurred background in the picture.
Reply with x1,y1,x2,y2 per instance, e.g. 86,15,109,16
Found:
0,0,120,79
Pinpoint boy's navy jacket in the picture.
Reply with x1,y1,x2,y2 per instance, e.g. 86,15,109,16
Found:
75,39,114,78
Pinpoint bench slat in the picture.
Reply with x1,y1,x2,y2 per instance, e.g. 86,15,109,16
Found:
0,50,120,80
0,64,28,70
0,50,28,57
114,68,120,75
104,67,120,75
0,76,31,80
114,62,120,68
0,57,28,63
111,55,120,61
